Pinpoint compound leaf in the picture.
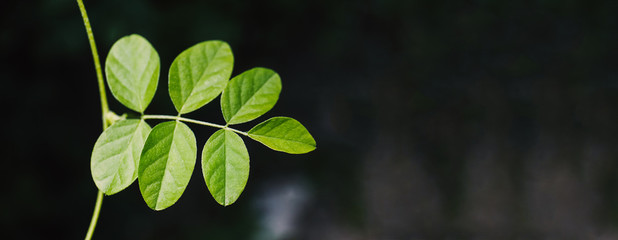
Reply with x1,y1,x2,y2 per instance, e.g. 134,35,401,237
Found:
169,41,233,114
138,121,197,210
248,117,316,154
202,129,249,206
91,119,151,195
221,67,281,125
105,34,160,113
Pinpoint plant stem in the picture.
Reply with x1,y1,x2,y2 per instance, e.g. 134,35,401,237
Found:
85,191,104,240
142,114,249,136
77,0,109,130
77,0,108,239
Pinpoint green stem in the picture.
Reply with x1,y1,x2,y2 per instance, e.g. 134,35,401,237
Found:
85,191,104,240
77,0,109,129
77,0,108,239
142,114,249,136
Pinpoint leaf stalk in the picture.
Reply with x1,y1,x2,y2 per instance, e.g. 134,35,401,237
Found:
141,114,249,136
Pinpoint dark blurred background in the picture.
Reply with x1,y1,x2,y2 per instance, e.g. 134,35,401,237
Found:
2,0,618,239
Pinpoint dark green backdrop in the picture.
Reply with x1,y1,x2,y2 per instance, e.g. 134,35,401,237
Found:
1,0,618,239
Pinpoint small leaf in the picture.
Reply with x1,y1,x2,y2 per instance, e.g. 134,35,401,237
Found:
138,121,197,210
202,129,249,206
91,119,151,195
105,34,160,113
248,117,316,154
169,40,234,114
221,67,282,125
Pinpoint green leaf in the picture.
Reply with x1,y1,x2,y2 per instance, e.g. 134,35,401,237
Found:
202,129,249,206
169,40,234,114
138,121,197,210
105,34,160,113
91,119,151,195
221,67,282,125
248,117,316,154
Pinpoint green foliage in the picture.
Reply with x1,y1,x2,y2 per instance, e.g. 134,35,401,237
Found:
138,121,197,210
169,41,233,114
105,34,160,113
91,119,151,195
202,129,250,206
249,117,316,154
221,67,281,125
90,34,316,211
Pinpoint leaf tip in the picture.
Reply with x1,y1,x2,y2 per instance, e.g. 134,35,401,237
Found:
153,205,166,211
128,33,143,38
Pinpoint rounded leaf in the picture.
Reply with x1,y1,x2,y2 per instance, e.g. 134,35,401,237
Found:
105,34,160,113
91,119,151,195
248,117,316,154
169,40,234,114
221,67,282,125
202,129,250,206
138,121,197,210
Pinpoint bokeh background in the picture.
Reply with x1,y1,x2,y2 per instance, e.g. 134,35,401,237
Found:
2,0,618,239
